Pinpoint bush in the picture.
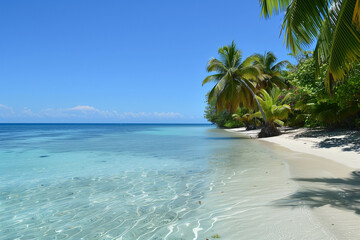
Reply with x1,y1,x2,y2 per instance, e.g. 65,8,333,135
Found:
224,120,245,128
204,103,248,128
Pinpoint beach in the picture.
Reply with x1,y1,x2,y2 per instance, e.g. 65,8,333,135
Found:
227,127,360,239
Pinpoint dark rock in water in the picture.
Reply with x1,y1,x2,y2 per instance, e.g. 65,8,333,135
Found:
39,155,49,158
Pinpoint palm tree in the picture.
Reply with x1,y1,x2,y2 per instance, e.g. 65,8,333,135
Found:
251,88,291,137
259,0,360,87
202,41,267,122
251,51,289,90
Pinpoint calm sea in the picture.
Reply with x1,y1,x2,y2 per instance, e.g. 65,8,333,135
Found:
0,124,335,239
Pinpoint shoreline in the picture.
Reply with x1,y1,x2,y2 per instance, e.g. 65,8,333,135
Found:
226,127,360,169
227,127,360,239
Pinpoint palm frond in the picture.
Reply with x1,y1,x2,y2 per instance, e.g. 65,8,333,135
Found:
253,89,291,123
208,85,218,103
279,91,292,104
260,0,292,18
242,55,257,67
202,74,223,86
206,58,227,73
281,0,330,54
265,51,277,70
270,76,288,89
352,0,360,29
236,66,262,80
249,53,264,64
313,11,334,77
274,119,285,126
327,0,360,85
272,60,290,71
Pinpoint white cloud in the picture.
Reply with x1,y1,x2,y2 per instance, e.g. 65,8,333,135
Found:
0,104,186,122
68,105,98,112
118,111,184,119
153,112,184,118
0,104,14,112
0,104,15,117
22,107,37,117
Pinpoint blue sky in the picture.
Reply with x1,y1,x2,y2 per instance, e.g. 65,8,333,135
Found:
0,0,295,123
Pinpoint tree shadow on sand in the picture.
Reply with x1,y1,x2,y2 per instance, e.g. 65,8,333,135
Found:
273,171,360,214
293,128,360,153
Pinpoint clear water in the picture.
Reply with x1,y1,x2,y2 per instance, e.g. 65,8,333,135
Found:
0,124,335,239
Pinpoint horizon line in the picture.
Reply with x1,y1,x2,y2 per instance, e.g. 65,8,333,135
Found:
0,122,211,124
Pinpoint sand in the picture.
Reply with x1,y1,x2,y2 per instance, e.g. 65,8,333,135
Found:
227,127,360,239
227,127,360,169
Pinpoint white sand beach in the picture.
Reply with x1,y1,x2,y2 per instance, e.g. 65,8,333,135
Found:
227,127,360,169
227,127,360,239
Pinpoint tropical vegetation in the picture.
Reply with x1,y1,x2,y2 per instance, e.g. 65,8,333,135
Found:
260,0,360,88
203,1,360,138
203,42,290,137
249,88,291,137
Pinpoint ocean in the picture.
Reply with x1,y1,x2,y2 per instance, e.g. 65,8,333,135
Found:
0,124,335,239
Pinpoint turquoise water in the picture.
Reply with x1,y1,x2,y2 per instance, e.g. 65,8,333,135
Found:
0,124,334,239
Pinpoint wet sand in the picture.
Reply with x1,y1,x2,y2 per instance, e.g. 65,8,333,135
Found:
227,127,360,239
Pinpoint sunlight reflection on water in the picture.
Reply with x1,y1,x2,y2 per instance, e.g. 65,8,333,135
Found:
0,124,335,239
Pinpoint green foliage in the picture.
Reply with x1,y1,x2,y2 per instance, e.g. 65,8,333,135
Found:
335,64,360,109
232,113,252,126
203,43,360,130
260,0,360,83
251,51,289,90
204,102,218,125
283,57,360,129
203,41,262,114
251,88,291,126
224,120,245,129
204,102,245,128
287,57,326,97
232,111,262,129
282,56,326,127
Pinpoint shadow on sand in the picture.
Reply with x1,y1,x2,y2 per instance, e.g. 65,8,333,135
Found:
273,170,360,214
292,129,360,153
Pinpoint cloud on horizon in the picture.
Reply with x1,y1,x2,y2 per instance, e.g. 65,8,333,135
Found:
68,105,98,111
0,104,15,117
0,104,200,123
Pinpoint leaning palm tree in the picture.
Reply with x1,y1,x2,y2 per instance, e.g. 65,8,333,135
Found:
251,51,289,90
259,0,360,88
251,88,291,137
202,41,267,121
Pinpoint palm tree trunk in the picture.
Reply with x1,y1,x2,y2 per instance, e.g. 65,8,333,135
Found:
259,122,280,138
236,78,267,123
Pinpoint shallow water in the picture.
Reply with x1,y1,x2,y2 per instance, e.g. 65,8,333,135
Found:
0,124,335,239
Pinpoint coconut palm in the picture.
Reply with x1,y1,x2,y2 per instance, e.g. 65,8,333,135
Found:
251,88,291,137
259,0,360,86
202,41,267,121
251,51,289,90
